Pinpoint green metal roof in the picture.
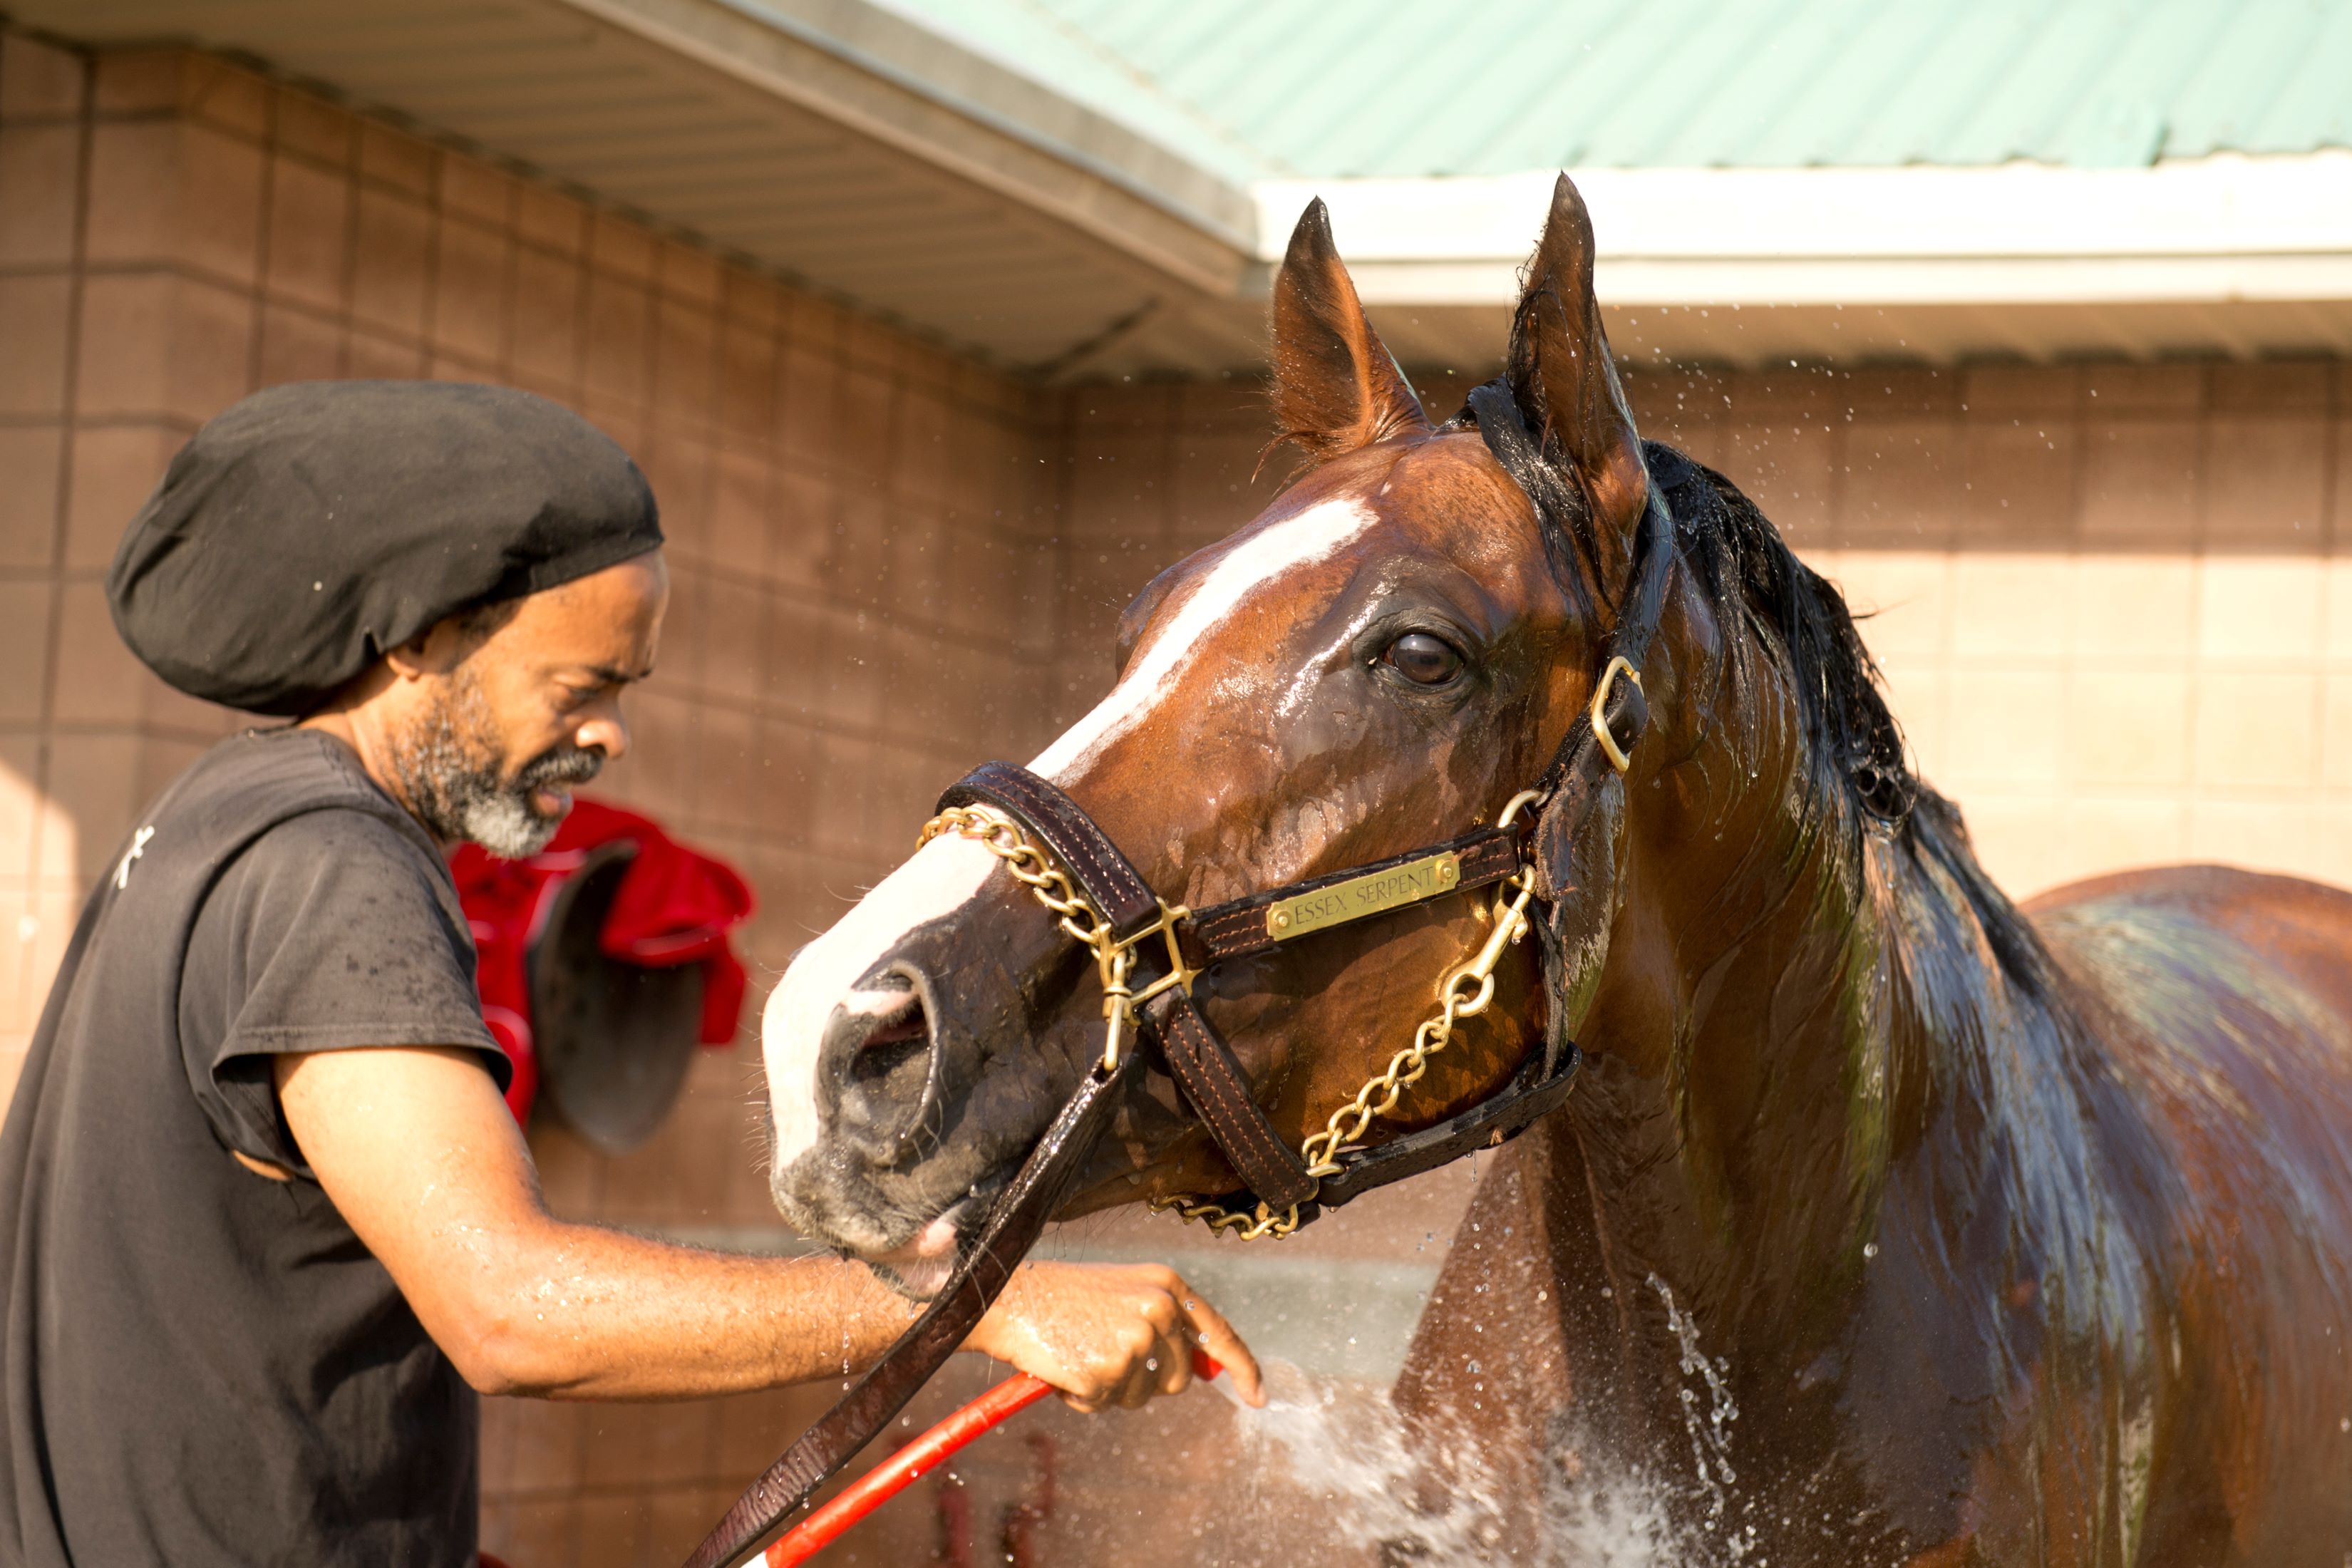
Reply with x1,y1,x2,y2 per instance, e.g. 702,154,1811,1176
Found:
875,0,2352,173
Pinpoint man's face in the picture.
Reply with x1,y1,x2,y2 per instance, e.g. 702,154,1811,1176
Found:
388,553,669,857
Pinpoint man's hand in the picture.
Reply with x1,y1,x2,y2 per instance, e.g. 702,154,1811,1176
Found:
964,1260,1265,1410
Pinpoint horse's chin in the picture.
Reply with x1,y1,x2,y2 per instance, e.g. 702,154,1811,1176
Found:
858,1205,972,1301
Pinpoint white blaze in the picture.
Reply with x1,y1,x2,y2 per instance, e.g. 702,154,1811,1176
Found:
1029,497,1380,782
763,496,1381,1171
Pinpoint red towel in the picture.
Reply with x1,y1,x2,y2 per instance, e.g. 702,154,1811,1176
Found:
451,796,755,1122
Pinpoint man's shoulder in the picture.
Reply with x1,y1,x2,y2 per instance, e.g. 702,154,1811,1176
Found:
164,729,435,862
234,800,444,882
180,727,383,808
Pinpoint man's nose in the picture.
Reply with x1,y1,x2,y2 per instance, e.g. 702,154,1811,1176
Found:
574,702,630,762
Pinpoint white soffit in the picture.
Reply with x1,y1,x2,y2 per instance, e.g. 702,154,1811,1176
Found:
1247,156,2352,374
1267,156,2352,306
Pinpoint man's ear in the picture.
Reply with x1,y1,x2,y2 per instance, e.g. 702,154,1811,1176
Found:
1506,175,1647,567
383,617,466,681
1266,198,1431,468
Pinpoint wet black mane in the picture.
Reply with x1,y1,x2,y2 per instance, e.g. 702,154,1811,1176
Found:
1645,442,2049,994
1445,377,2045,995
1644,442,1914,826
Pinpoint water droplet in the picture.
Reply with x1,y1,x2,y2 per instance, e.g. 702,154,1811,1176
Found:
1862,1242,1879,1259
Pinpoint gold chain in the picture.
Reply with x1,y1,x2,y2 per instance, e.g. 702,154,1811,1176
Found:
1301,872,1536,1176
921,805,1103,944
1149,870,1535,1240
922,793,1544,1244
1151,788,1548,1242
917,805,1194,1073
1148,1192,1309,1241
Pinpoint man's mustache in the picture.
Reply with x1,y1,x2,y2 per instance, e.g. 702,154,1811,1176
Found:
512,744,603,792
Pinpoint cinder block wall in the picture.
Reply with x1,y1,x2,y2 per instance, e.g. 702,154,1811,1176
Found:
0,32,1071,1564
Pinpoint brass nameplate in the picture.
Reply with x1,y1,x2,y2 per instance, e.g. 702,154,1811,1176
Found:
1264,850,1463,942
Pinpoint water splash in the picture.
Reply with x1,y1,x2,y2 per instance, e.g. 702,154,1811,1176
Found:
1649,1273,1760,1562
1218,1296,1763,1568
1219,1361,1512,1562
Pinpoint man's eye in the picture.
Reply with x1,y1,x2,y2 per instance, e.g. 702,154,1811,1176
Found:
1381,631,1465,686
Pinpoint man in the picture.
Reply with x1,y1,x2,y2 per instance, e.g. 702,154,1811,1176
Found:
0,381,1259,1566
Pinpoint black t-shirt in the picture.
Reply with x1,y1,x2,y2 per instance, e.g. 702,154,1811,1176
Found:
0,728,510,1567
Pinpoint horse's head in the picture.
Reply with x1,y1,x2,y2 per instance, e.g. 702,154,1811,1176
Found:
763,177,1676,1293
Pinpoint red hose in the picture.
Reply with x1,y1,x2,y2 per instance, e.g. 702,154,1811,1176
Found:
760,1349,1223,1567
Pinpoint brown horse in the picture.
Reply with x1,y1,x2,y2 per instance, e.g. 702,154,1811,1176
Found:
760,175,2352,1564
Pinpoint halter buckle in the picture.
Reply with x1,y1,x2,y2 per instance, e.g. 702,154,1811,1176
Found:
1096,900,1196,1072
1589,656,1644,775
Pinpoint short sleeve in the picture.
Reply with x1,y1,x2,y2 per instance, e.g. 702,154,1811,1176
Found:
179,807,509,1173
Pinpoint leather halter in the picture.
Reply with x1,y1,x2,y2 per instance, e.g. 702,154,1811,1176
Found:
684,381,1678,1568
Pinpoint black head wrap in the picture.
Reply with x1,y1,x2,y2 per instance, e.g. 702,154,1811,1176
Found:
107,380,664,716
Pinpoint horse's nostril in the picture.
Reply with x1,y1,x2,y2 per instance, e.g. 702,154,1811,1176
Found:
860,1001,927,1051
825,984,942,1158
848,996,930,1093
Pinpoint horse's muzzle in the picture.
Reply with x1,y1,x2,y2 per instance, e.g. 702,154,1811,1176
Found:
766,897,1085,1262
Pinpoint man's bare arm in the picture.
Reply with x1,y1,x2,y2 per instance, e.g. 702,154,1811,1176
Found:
274,1046,1262,1407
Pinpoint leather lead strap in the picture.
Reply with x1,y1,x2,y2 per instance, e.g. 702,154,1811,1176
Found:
681,1050,1143,1568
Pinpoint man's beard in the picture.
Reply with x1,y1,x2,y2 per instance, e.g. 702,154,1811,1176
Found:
388,666,602,859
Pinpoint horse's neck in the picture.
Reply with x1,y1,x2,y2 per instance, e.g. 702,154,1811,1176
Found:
1572,779,2064,1355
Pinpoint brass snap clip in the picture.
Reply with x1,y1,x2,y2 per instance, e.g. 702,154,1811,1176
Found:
1589,655,1644,775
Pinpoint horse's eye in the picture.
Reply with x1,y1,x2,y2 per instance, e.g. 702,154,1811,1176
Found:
1382,631,1464,686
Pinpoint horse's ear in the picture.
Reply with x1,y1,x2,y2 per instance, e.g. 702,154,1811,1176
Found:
1266,199,1431,466
1507,174,1647,542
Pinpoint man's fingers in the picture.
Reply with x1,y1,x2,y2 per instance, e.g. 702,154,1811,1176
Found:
970,1260,1262,1413
1156,1327,1194,1398
1103,1341,1147,1410
1125,1313,1178,1408
1176,1284,1264,1408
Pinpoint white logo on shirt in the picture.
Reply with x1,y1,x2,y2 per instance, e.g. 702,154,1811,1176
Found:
114,825,155,890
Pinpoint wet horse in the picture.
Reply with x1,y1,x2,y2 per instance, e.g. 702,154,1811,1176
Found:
760,176,2352,1564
